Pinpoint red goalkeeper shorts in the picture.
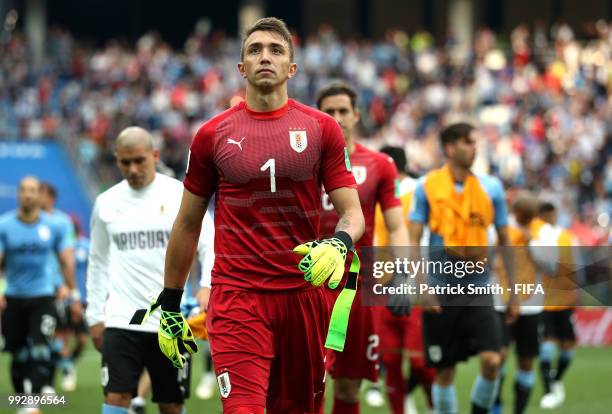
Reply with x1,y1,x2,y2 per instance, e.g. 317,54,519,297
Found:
207,284,330,413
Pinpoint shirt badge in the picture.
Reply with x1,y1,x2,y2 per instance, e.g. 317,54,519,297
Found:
38,225,51,242
289,129,307,153
352,166,367,185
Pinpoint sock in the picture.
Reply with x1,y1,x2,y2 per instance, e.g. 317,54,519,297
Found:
471,374,499,412
514,369,535,414
29,344,53,393
432,383,457,414
101,404,129,414
60,356,74,374
471,402,489,414
332,398,360,414
539,341,556,394
382,353,404,414
131,396,145,407
494,365,506,407
10,347,29,393
555,350,574,381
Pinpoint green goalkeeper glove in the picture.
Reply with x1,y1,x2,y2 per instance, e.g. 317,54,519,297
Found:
130,288,198,369
293,231,353,289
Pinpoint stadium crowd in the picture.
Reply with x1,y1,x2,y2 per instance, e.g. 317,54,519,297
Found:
0,19,610,241
1,15,611,414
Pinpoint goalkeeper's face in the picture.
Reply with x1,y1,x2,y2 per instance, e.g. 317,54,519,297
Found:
238,30,297,91
116,144,159,190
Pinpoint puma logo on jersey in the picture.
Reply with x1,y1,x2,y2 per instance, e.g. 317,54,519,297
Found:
227,137,246,150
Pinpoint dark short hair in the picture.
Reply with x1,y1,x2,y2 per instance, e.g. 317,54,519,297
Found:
439,122,475,152
241,17,294,61
512,192,539,221
379,145,407,174
539,201,556,214
316,81,358,110
40,182,57,200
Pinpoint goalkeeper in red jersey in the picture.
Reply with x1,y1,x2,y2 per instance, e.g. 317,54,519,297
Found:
149,17,365,414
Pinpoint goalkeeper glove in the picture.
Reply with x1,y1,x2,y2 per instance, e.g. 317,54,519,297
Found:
130,288,198,369
157,288,198,368
293,231,353,289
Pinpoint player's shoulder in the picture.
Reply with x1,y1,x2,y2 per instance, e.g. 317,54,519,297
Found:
0,209,17,227
193,104,243,141
94,179,130,207
289,99,336,125
43,212,70,236
475,173,504,197
38,211,57,227
153,172,181,186
51,209,72,225
422,166,442,182
153,173,184,194
357,144,394,164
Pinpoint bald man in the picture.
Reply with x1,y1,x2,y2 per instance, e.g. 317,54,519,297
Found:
0,176,81,408
86,127,214,414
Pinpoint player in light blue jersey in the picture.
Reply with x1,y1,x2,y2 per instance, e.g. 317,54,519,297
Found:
0,176,82,398
408,123,517,414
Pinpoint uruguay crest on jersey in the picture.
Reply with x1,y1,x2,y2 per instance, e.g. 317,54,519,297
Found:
289,129,307,153
352,166,367,185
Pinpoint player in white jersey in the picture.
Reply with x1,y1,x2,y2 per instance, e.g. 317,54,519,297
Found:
86,127,213,414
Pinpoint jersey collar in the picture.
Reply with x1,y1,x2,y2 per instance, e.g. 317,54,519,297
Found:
243,99,291,120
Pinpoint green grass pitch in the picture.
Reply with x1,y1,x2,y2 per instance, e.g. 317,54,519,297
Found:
1,345,611,413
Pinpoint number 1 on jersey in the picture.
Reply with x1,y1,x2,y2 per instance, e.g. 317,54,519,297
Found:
261,158,276,193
